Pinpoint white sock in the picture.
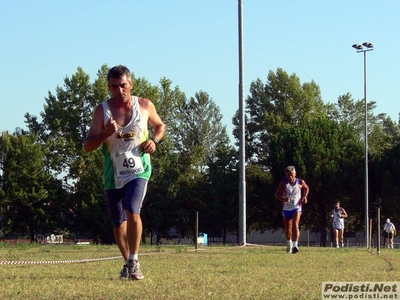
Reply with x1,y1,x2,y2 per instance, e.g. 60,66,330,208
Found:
293,241,298,247
287,240,292,245
129,254,139,261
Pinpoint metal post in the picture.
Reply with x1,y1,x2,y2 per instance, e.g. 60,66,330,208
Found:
195,211,199,252
377,206,381,254
238,0,246,246
363,50,369,249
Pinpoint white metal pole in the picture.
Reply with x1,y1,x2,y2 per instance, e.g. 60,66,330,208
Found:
364,50,369,249
353,43,373,248
238,0,246,246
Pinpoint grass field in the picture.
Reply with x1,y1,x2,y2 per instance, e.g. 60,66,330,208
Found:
0,243,399,299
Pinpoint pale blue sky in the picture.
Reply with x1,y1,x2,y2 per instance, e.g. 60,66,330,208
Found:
1,1,399,142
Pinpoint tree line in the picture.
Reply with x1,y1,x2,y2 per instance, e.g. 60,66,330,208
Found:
1,65,399,246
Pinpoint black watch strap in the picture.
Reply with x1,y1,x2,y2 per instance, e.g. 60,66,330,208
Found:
151,137,159,145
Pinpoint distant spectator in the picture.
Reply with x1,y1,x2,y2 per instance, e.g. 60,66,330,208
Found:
383,218,396,249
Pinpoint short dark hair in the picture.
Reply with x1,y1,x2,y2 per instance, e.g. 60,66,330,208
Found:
107,65,131,82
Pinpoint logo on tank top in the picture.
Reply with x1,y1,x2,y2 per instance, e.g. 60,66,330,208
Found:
115,132,137,141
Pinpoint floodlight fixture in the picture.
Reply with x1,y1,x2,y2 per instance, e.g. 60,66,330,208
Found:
362,42,374,49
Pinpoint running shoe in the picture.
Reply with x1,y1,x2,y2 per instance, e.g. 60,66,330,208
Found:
130,259,144,280
292,246,299,254
120,263,129,280
286,241,293,253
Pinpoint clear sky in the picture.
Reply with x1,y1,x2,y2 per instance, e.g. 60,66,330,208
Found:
1,1,399,142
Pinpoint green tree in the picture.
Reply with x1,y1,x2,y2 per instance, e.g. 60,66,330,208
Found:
237,68,328,166
176,91,229,174
171,91,231,240
203,138,239,243
0,131,56,241
330,93,400,154
141,78,185,244
40,66,96,179
24,66,109,240
371,144,400,224
245,164,276,234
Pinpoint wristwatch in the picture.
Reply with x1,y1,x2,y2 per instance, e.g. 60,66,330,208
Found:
151,137,160,145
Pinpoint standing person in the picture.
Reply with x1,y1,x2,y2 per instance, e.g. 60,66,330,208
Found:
275,166,309,254
331,201,348,248
383,218,396,249
84,65,166,280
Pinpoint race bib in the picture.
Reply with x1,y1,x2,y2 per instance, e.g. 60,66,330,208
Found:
290,196,298,205
113,150,144,177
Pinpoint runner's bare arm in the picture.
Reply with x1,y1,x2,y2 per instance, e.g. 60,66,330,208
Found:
140,98,167,154
84,105,118,152
275,181,289,202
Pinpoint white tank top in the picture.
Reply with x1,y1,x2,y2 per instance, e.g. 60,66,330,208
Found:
101,96,151,189
282,178,302,211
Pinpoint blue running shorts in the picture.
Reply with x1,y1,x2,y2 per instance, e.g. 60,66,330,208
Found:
282,208,302,219
105,178,148,227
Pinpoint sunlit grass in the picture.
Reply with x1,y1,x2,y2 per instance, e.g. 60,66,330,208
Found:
0,244,399,299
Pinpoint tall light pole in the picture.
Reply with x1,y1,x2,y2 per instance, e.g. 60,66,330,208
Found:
238,0,246,246
352,42,374,248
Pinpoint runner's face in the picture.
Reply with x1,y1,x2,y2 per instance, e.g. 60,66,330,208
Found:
285,171,296,183
108,75,133,103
